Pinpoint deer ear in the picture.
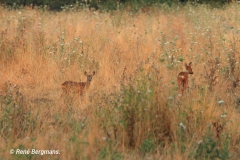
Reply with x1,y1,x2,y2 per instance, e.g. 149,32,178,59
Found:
84,71,87,76
92,71,95,76
189,62,192,66
185,62,188,67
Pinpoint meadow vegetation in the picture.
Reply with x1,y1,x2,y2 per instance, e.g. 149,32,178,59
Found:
0,3,240,159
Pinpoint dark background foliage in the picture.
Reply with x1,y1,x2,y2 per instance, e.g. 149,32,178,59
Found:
0,0,236,11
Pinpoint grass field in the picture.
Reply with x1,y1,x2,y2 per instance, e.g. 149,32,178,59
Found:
0,3,240,159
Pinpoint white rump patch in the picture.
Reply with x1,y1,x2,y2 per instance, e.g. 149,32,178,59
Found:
178,75,185,79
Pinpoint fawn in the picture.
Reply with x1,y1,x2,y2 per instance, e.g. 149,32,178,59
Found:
177,62,193,95
61,71,95,96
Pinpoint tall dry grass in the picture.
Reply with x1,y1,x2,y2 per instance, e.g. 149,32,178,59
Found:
0,3,240,159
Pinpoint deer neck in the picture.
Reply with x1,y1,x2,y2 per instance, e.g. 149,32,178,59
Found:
85,81,91,87
184,70,189,77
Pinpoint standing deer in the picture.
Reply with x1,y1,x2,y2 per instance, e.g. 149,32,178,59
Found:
177,62,193,95
61,71,95,96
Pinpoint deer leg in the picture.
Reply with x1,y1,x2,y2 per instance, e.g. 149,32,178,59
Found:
178,80,181,89
60,88,69,99
178,79,185,95
180,83,184,95
183,81,188,94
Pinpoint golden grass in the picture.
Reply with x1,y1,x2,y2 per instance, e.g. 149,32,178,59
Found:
0,4,240,159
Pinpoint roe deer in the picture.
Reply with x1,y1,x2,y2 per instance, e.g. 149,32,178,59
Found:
177,62,193,95
61,71,95,96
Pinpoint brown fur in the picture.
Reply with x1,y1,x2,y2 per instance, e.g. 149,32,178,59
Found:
177,62,193,95
61,71,95,96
